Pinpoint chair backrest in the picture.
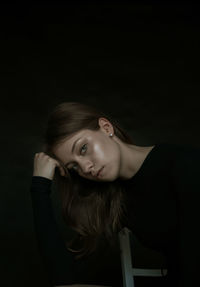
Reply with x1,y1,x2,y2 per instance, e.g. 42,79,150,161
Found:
118,227,168,287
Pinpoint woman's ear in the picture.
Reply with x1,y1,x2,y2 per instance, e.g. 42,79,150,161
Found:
98,117,114,135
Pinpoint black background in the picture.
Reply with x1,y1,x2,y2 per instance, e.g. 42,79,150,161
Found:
1,1,200,286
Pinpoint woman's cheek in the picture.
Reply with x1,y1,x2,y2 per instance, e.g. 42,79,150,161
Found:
93,143,105,160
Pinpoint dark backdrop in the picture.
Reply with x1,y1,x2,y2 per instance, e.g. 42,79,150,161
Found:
1,1,200,286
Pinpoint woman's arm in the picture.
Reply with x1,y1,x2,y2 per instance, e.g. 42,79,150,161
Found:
31,152,116,286
30,176,76,286
30,176,113,287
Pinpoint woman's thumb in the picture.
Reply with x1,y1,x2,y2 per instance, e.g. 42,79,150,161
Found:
55,161,65,176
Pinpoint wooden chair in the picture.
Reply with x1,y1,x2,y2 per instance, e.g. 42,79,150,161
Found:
118,227,168,287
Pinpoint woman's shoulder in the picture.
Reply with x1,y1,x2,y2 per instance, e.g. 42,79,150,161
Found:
158,142,200,183
149,142,200,174
154,142,200,156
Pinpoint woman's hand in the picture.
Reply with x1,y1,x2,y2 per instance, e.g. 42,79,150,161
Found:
33,152,65,180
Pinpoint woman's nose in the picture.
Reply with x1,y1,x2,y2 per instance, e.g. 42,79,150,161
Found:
80,160,93,174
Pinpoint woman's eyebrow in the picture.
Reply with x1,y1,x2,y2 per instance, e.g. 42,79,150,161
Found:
64,137,82,167
72,137,82,154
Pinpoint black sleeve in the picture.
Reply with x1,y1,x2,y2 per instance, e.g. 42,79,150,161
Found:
30,176,117,287
30,176,76,286
173,147,200,287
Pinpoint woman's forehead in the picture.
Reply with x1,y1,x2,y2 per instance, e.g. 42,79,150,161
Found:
59,129,94,146
53,129,98,162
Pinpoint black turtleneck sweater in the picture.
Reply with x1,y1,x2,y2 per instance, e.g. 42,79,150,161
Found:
30,142,200,287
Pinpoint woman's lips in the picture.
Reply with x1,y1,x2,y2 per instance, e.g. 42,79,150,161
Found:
97,166,104,177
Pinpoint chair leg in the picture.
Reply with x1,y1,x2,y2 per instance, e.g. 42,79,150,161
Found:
118,227,168,287
118,227,135,287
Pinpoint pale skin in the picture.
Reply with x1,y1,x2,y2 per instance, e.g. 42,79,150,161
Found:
33,117,155,181
33,117,155,287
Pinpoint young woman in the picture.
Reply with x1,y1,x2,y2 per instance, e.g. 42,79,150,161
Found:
30,102,200,287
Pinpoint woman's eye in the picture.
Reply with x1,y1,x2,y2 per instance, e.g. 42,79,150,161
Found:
69,144,87,171
80,144,87,155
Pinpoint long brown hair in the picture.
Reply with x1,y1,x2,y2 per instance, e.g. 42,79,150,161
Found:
42,102,134,260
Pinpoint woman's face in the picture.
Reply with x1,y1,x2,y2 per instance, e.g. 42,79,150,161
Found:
53,118,122,182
